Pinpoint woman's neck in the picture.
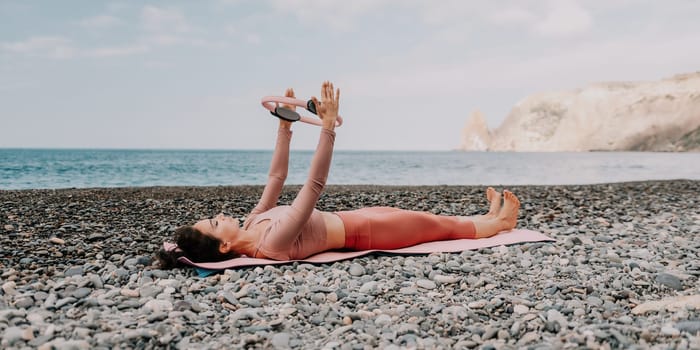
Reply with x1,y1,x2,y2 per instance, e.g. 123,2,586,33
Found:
231,227,261,257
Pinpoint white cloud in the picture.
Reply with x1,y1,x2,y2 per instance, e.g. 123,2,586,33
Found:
486,1,592,37
217,0,244,5
245,33,261,45
0,80,37,91
0,36,76,59
224,24,238,35
268,0,387,31
106,2,130,13
86,44,149,57
141,5,191,33
223,23,261,45
340,30,700,125
534,0,593,37
143,60,175,69
78,15,122,29
138,5,225,49
1,36,150,59
143,34,182,46
416,1,485,25
489,7,537,25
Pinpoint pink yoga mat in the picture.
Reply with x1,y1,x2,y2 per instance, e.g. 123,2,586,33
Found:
163,229,553,270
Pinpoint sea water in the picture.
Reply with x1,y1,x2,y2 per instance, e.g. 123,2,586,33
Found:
0,149,698,190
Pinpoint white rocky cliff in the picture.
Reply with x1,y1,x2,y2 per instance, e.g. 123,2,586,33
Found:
459,110,491,151
459,72,700,151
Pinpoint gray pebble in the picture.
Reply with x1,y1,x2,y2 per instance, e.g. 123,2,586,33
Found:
87,274,103,289
2,281,17,295
72,287,92,299
222,291,237,305
64,266,84,277
14,297,34,309
311,293,326,304
467,300,487,309
375,314,392,327
114,268,129,279
55,297,77,309
655,273,683,290
661,324,680,336
348,263,365,276
432,274,460,284
240,297,262,308
139,285,162,298
73,327,91,338
513,305,529,314
482,327,497,340
416,279,436,290
150,270,170,279
676,320,700,334
617,316,634,324
271,332,291,349
400,287,418,295
29,334,53,347
173,300,192,311
42,293,57,308
325,341,341,349
2,326,24,346
51,339,90,350
147,312,168,322
547,309,567,329
136,255,152,265
359,281,379,295
587,296,603,307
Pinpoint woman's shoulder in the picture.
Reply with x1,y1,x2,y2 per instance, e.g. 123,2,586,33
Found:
245,206,293,228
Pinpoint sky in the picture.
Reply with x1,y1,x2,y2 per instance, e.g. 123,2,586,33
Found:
1,1,699,151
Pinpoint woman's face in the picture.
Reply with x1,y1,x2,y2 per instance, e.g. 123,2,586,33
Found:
193,213,240,244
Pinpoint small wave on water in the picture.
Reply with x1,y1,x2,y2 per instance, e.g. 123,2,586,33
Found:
0,149,698,189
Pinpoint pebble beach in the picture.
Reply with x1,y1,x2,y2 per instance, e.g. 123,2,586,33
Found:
1,180,699,349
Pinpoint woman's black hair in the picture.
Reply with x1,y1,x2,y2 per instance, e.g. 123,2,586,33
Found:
156,225,240,269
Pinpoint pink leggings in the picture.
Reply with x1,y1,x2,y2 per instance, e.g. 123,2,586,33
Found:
335,207,476,250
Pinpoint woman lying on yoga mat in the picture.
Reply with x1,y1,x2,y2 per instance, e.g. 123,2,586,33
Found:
157,81,520,268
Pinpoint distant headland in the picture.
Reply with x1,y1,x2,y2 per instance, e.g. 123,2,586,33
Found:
459,72,700,152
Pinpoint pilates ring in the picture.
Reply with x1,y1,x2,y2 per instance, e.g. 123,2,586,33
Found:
261,96,343,127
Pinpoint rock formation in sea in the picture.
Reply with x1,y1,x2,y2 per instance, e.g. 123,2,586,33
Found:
459,110,491,151
459,72,700,151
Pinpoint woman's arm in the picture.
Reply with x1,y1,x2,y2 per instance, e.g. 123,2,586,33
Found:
288,81,339,212
248,125,292,216
262,128,335,253
260,82,340,252
249,89,296,216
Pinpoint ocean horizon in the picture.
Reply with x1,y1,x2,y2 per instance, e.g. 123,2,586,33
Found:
1,148,699,190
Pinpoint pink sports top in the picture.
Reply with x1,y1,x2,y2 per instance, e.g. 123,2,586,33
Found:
242,127,335,260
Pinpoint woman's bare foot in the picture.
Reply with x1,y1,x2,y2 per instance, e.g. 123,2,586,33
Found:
485,187,502,218
470,190,520,238
459,187,503,222
497,190,520,230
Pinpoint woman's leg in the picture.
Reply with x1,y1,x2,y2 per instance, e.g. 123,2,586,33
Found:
353,207,402,216
349,190,520,250
361,209,476,249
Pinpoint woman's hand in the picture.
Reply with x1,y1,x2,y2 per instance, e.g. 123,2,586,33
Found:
311,81,340,131
279,88,295,130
